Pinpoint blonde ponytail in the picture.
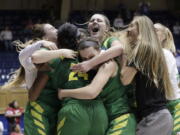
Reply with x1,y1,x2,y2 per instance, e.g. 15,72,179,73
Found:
1,67,25,89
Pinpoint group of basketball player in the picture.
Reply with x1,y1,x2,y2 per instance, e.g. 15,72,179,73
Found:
2,13,180,135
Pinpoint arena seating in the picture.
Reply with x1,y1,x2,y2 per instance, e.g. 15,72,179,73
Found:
0,114,24,135
0,52,20,85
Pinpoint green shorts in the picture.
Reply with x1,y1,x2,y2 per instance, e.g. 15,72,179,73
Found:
24,101,59,135
57,100,108,135
167,99,180,135
106,113,136,135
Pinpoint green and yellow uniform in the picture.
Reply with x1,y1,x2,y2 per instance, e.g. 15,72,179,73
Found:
167,99,180,135
51,58,108,135
102,37,136,135
126,84,137,114
167,74,180,135
101,37,118,50
100,68,136,135
24,59,61,135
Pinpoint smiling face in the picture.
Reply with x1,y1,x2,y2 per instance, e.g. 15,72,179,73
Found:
44,24,57,42
88,14,109,41
127,21,139,44
128,21,139,38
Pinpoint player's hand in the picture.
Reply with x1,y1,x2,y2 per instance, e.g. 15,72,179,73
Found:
61,49,77,59
42,41,58,50
71,61,92,73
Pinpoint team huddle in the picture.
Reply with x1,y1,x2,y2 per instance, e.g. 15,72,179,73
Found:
2,14,180,135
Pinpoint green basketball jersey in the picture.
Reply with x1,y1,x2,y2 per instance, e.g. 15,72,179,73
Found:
50,58,92,105
100,68,130,120
57,58,89,88
37,58,62,109
101,37,119,50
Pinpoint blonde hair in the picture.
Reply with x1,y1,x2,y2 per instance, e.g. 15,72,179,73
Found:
2,41,41,89
1,67,25,89
110,30,130,51
1,24,46,89
14,39,41,52
154,23,176,54
127,16,173,98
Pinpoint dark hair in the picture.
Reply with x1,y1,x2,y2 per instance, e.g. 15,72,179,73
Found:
57,23,79,50
78,37,100,50
8,100,17,108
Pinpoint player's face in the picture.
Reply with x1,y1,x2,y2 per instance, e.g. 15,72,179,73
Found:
79,47,100,61
154,24,166,43
127,21,139,43
44,24,57,42
88,14,108,39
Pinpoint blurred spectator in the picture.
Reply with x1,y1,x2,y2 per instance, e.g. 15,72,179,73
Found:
10,124,23,135
5,100,23,133
23,19,33,42
0,26,13,51
138,1,151,15
173,22,180,36
117,2,131,23
0,121,4,135
113,14,124,29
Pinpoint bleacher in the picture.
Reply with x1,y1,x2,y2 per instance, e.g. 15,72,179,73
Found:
0,10,49,50
0,114,24,135
0,52,20,85
0,9,51,85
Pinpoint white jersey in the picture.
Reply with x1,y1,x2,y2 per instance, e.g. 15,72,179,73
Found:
19,41,42,89
163,49,180,100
